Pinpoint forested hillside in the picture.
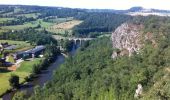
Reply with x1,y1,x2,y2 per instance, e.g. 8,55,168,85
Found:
73,13,132,37
0,29,57,45
0,5,131,37
12,16,170,100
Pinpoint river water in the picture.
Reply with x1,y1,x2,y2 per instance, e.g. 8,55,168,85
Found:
2,44,79,100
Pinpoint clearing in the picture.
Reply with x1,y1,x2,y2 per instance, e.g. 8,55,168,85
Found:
47,20,82,35
50,20,82,30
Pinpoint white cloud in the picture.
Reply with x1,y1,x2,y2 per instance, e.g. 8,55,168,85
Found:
0,0,170,10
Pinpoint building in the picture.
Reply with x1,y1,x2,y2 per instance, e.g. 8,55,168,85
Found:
15,45,45,59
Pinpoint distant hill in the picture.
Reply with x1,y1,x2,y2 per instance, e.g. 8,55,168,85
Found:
85,6,170,16
1,5,170,16
125,7,170,16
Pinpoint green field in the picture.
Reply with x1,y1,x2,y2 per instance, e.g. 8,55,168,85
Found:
0,58,43,96
0,18,15,23
46,20,82,35
1,22,39,30
0,40,33,56
1,19,53,31
16,13,41,18
0,40,32,50
17,58,43,72
0,17,81,36
45,17,73,23
0,71,28,96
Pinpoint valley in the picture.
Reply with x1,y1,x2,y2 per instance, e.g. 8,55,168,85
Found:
0,4,170,100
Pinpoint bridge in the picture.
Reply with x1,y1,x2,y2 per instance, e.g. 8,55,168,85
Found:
53,35,94,45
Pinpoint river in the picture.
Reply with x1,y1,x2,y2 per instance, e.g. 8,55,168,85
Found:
2,44,79,100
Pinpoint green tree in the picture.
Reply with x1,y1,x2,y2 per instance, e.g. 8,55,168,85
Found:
9,74,20,89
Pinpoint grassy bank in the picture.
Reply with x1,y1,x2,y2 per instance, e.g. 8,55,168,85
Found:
0,58,43,96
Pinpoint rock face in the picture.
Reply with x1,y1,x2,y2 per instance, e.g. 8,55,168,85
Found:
134,84,143,98
111,23,143,58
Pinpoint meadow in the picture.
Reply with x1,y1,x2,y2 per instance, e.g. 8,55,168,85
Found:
1,18,82,37
46,20,82,35
0,40,33,52
16,13,41,18
0,58,43,96
0,18,15,23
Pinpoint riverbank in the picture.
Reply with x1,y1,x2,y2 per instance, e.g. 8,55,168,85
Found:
2,41,79,100
0,58,43,97
2,54,65,100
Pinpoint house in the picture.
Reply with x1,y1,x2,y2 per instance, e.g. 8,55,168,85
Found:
0,58,6,66
4,45,17,50
0,42,9,48
15,45,45,59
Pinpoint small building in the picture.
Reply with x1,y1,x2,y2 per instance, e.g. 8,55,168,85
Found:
4,45,17,50
15,45,45,59
0,58,6,66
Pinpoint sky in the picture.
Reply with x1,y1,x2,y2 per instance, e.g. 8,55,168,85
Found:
0,0,170,10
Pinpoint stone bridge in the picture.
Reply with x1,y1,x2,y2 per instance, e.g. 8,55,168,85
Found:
53,35,94,45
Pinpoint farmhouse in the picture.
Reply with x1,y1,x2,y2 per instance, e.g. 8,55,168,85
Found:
0,58,6,66
15,45,45,59
4,45,17,50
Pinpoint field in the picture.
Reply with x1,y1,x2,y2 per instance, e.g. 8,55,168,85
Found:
17,58,43,72
1,18,82,35
50,20,82,30
0,71,28,96
16,13,41,18
45,17,73,23
0,58,43,96
0,18,15,23
0,40,33,52
46,20,82,35
1,19,53,30
1,22,39,30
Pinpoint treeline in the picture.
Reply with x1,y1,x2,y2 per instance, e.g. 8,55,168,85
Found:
0,28,57,45
73,13,132,37
31,44,61,76
0,17,36,26
9,44,61,90
39,7,85,18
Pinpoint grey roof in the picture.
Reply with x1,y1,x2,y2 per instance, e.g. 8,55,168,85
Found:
16,45,45,55
4,45,17,50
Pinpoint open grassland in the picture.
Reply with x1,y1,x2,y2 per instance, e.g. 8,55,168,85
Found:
0,58,43,96
0,18,82,36
16,13,41,18
0,40,31,48
38,19,54,28
51,20,82,29
1,22,38,30
0,40,33,53
0,40,30,46
1,19,53,31
17,58,43,72
0,71,28,96
46,20,82,34
45,17,73,23
0,29,8,34
0,18,15,23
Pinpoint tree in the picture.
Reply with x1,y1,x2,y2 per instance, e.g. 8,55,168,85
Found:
32,64,41,75
9,74,20,89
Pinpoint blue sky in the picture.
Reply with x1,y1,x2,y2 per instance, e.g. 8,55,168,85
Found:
0,0,170,10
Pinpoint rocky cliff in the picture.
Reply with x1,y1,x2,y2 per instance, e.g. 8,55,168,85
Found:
111,23,143,58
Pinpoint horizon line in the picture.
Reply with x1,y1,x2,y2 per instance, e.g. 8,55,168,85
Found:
0,4,169,11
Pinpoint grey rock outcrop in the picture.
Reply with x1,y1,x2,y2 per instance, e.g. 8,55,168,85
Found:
134,84,143,98
111,23,143,58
